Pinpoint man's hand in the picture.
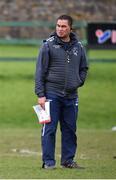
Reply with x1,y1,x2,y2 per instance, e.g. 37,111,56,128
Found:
38,97,46,109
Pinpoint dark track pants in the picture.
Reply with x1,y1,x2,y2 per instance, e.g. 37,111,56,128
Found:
41,93,78,166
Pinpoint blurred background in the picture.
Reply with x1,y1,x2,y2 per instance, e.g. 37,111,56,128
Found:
0,0,116,179
0,0,116,46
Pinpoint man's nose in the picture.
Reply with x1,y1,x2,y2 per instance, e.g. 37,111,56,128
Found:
58,26,63,30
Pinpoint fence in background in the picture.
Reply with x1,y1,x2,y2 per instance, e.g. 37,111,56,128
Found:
0,20,87,46
0,21,116,62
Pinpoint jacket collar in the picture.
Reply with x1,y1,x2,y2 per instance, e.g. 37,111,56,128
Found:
50,32,78,46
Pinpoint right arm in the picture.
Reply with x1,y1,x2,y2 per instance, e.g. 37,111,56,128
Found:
35,42,50,108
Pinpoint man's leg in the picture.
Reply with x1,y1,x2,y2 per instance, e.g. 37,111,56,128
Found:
41,93,61,167
60,97,78,165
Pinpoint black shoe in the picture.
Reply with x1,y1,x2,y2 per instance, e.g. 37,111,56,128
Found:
62,161,85,169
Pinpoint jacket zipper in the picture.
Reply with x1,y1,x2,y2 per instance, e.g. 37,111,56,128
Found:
62,50,70,95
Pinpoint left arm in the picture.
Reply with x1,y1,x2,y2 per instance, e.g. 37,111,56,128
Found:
79,46,88,86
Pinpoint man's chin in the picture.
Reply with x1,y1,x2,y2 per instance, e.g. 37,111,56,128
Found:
57,33,64,37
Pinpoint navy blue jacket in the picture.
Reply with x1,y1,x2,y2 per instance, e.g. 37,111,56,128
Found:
35,32,88,98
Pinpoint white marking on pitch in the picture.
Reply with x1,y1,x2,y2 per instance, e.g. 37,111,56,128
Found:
11,148,41,156
11,148,61,157
112,126,116,131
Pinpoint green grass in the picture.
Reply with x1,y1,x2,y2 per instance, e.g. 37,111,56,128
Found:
0,61,115,129
79,63,116,129
88,49,116,59
0,128,116,179
0,45,116,59
0,61,37,128
0,46,116,178
0,45,38,57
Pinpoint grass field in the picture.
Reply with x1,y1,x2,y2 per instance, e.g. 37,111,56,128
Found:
0,45,116,178
0,128,116,179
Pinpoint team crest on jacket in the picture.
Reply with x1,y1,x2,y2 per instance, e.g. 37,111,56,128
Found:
72,47,78,56
53,45,61,49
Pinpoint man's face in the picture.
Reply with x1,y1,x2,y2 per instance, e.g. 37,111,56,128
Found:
56,19,71,39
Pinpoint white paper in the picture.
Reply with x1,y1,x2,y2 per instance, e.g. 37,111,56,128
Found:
112,126,116,131
33,101,51,124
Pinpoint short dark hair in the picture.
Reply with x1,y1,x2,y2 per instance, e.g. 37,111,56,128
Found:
57,14,73,28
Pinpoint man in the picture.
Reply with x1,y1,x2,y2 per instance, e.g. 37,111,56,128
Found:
35,15,88,169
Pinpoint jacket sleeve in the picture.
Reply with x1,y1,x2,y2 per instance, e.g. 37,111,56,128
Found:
35,42,50,97
79,46,88,86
